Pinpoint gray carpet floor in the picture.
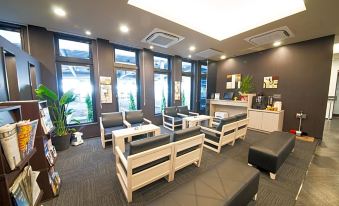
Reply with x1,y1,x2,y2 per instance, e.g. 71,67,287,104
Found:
44,128,318,206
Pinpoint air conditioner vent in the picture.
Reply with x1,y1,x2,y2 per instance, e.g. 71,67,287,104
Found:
245,26,294,46
142,28,184,48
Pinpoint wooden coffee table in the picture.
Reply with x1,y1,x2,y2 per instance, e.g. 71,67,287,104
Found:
112,124,161,154
182,115,213,129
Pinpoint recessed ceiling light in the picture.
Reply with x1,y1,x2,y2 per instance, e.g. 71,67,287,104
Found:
150,45,154,49
188,54,192,58
85,30,91,36
120,25,129,33
189,46,196,51
334,43,339,54
53,6,66,17
220,55,226,60
128,0,306,41
273,41,282,47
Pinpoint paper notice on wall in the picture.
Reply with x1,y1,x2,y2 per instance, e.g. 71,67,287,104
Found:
100,76,111,85
100,84,113,103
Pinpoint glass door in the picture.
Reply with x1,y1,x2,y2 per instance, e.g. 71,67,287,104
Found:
116,69,138,111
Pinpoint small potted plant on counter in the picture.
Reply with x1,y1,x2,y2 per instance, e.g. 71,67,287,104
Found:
239,75,255,101
35,84,79,151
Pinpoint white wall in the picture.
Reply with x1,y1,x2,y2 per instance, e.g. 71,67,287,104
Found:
326,59,339,118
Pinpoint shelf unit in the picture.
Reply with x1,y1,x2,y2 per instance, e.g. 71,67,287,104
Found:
0,101,60,202
0,106,42,206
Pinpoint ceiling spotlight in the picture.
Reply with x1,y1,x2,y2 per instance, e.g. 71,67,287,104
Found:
120,25,129,33
220,55,226,60
53,6,66,17
188,54,192,58
85,30,92,36
150,45,154,50
273,41,282,47
189,46,196,51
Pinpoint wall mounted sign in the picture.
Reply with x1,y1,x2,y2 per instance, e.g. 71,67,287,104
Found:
174,81,181,100
263,76,279,88
226,74,241,89
100,76,112,103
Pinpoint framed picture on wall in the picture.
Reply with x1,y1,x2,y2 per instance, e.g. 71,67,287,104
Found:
263,76,279,88
174,81,181,100
226,74,241,89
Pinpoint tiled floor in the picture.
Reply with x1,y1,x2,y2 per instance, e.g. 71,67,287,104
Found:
296,118,339,205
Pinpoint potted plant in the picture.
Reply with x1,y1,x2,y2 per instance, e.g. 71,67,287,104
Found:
35,84,78,151
239,75,254,101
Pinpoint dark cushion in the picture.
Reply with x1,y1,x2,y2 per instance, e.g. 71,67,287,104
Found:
128,134,171,156
101,112,123,128
177,106,189,115
149,158,260,206
248,131,295,173
125,110,144,124
177,145,200,157
164,116,183,125
203,130,220,143
104,126,125,140
234,113,247,121
172,126,201,142
164,106,177,117
216,116,237,131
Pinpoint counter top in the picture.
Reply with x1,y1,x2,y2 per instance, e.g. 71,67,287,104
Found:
248,108,284,114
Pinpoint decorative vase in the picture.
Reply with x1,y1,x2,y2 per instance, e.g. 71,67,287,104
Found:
52,133,71,151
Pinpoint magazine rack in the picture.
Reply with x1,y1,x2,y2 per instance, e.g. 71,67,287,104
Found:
0,101,60,202
0,106,43,206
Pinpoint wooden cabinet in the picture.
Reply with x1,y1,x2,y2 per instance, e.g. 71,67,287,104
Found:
248,109,284,133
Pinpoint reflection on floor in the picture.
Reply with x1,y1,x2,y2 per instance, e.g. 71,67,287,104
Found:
296,119,339,205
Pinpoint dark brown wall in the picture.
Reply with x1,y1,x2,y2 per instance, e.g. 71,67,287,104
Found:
215,36,334,139
0,35,41,101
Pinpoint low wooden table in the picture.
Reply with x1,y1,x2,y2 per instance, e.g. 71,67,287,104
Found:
182,115,212,129
112,124,161,154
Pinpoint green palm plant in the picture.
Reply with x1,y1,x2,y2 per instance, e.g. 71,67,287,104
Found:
35,84,78,137
240,75,254,94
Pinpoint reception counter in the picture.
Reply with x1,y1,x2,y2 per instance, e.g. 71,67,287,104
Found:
209,95,254,117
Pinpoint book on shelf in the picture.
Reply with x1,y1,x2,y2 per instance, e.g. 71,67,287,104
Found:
48,168,61,196
9,166,40,206
44,138,57,166
39,106,54,134
0,123,21,170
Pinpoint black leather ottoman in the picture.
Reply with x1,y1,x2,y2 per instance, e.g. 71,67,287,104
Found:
149,158,260,206
248,131,295,180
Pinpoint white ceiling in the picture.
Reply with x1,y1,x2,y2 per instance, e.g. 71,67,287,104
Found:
0,0,339,60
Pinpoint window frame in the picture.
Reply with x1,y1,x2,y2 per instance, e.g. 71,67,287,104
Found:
0,22,24,49
113,44,141,111
153,53,171,115
181,59,194,110
55,34,97,125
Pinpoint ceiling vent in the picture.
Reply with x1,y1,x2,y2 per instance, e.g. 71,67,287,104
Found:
245,26,294,46
195,48,224,59
142,28,184,48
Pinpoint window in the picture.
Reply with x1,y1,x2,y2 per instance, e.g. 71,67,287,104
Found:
115,49,136,65
154,56,168,70
58,39,90,59
55,35,95,124
154,55,170,114
0,29,21,48
116,70,138,111
60,64,94,124
181,61,193,110
200,65,208,113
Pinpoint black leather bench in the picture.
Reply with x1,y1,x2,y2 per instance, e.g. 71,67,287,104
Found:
149,158,260,206
248,131,295,180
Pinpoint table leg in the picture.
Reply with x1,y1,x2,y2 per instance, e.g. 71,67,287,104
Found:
182,119,187,129
208,117,213,127
154,128,161,136
115,136,125,154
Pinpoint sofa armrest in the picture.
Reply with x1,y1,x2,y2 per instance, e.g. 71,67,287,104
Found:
162,113,175,123
177,113,188,117
116,146,128,170
143,118,152,124
123,120,131,128
189,112,199,116
201,126,222,135
99,117,105,136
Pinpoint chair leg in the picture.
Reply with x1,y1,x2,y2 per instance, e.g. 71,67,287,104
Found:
253,193,258,201
127,190,132,203
270,172,276,180
248,163,253,167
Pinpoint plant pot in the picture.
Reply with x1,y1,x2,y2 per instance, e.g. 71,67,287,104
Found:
52,133,71,151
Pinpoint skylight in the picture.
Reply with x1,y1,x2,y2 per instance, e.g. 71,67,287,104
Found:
128,0,306,41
